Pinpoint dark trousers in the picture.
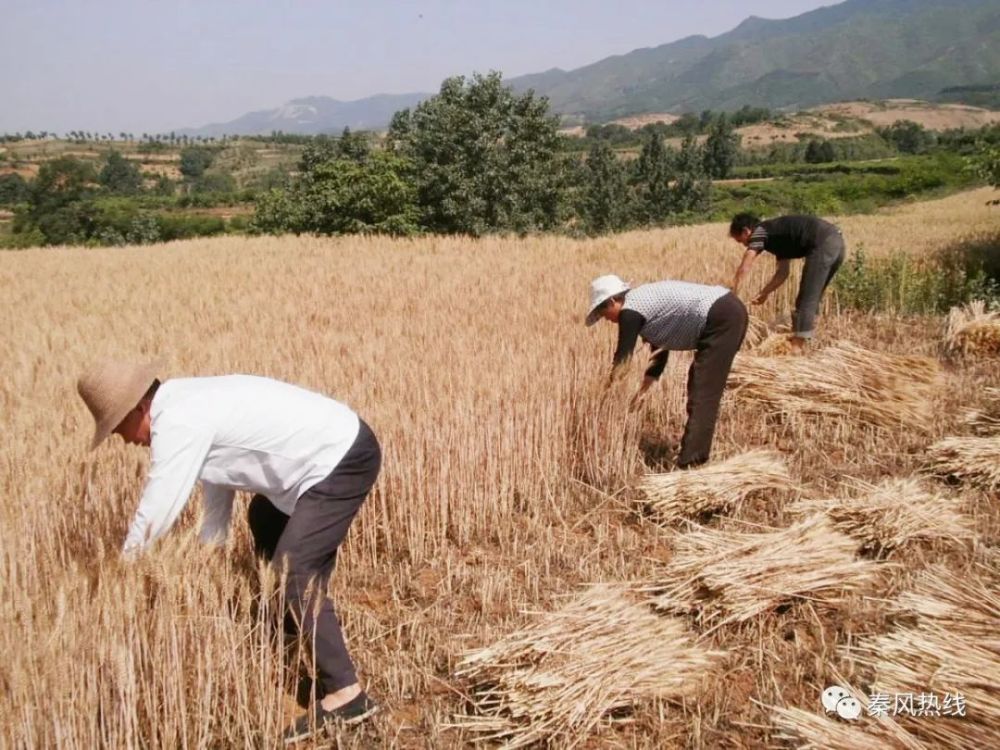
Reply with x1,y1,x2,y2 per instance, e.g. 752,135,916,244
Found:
677,292,748,468
248,419,381,695
794,230,846,338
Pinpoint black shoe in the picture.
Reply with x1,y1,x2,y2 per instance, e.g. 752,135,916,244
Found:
283,692,379,744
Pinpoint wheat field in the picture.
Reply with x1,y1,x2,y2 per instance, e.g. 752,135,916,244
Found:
1,188,997,748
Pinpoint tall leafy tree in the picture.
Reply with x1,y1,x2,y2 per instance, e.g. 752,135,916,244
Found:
702,114,740,179
581,140,629,234
388,71,563,235
633,130,673,223
98,151,144,195
672,133,710,214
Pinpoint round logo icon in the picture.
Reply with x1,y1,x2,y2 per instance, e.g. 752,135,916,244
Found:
822,685,850,712
836,696,862,720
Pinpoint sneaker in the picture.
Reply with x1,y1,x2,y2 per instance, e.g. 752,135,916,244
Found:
283,692,379,744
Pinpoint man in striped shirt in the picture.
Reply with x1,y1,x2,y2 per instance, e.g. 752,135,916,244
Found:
586,274,748,468
729,213,846,349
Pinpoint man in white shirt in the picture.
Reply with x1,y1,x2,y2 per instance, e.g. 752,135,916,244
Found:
77,359,381,742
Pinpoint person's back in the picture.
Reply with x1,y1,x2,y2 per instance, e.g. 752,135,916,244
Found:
624,280,729,351
751,215,838,259
152,374,359,512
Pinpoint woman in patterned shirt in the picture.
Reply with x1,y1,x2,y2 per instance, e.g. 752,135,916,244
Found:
586,274,748,468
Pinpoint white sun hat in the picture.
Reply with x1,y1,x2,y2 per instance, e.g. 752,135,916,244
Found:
585,274,631,326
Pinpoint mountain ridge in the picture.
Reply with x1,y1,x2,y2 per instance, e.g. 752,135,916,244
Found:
178,0,1000,135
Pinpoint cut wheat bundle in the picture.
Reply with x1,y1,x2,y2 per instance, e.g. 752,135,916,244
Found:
653,515,879,627
752,332,797,357
890,565,1000,647
639,450,796,523
789,478,974,555
925,435,1000,492
962,387,1000,436
771,705,916,750
728,341,940,430
945,301,1000,358
742,315,771,350
852,626,1000,749
453,584,723,748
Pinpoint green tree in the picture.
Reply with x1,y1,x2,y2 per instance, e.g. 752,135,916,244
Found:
632,130,673,223
252,151,419,236
879,120,936,154
388,71,563,234
804,139,837,164
672,133,710,214
179,146,215,179
581,140,629,234
0,173,29,206
335,127,371,162
702,114,740,179
98,151,144,195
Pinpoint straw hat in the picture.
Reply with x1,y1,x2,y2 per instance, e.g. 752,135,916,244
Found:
77,358,163,449
585,274,630,326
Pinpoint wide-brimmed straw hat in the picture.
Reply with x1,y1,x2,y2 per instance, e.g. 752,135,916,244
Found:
585,274,631,326
77,358,163,449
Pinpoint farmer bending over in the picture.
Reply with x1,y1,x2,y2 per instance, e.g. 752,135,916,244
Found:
77,360,381,743
586,275,748,468
729,213,846,350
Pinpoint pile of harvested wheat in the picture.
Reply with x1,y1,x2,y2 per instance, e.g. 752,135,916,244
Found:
925,435,1000,492
751,333,798,357
653,515,879,627
852,626,1000,749
454,584,724,748
846,565,1000,749
890,564,999,641
770,705,914,750
789,478,974,555
962,387,1000,435
728,342,940,429
742,315,771,350
945,301,1000,357
638,450,795,523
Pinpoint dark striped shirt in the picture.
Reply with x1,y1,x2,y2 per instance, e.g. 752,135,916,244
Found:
749,215,839,260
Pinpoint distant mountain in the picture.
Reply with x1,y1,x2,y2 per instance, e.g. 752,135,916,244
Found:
178,93,429,137
510,0,1000,120
179,0,1000,135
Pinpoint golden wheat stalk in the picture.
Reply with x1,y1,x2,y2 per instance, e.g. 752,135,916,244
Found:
789,478,974,555
453,584,724,748
653,515,879,627
728,341,941,430
639,450,796,522
925,435,1000,492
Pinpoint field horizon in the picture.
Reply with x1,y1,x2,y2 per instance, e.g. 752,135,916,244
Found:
1,187,998,748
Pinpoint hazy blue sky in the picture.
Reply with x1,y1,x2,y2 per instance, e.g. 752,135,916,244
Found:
1,0,834,134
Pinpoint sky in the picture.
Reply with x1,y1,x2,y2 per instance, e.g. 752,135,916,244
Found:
1,0,835,134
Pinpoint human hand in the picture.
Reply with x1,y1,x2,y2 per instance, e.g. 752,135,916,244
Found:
751,292,770,305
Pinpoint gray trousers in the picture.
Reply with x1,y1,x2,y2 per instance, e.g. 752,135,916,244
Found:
793,230,846,338
678,292,749,468
248,419,381,695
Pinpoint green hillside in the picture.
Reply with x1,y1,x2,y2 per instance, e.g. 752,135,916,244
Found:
511,0,1000,120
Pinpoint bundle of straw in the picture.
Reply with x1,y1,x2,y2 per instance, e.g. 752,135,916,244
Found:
728,341,940,430
961,387,1000,436
752,333,797,357
771,706,913,750
925,436,1000,492
789,478,974,555
853,627,1000,749
454,584,723,748
945,301,1000,358
890,564,1000,645
655,515,878,627
742,315,771,350
639,450,796,522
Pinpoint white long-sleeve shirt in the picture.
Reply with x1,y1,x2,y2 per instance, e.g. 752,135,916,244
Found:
123,375,360,556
